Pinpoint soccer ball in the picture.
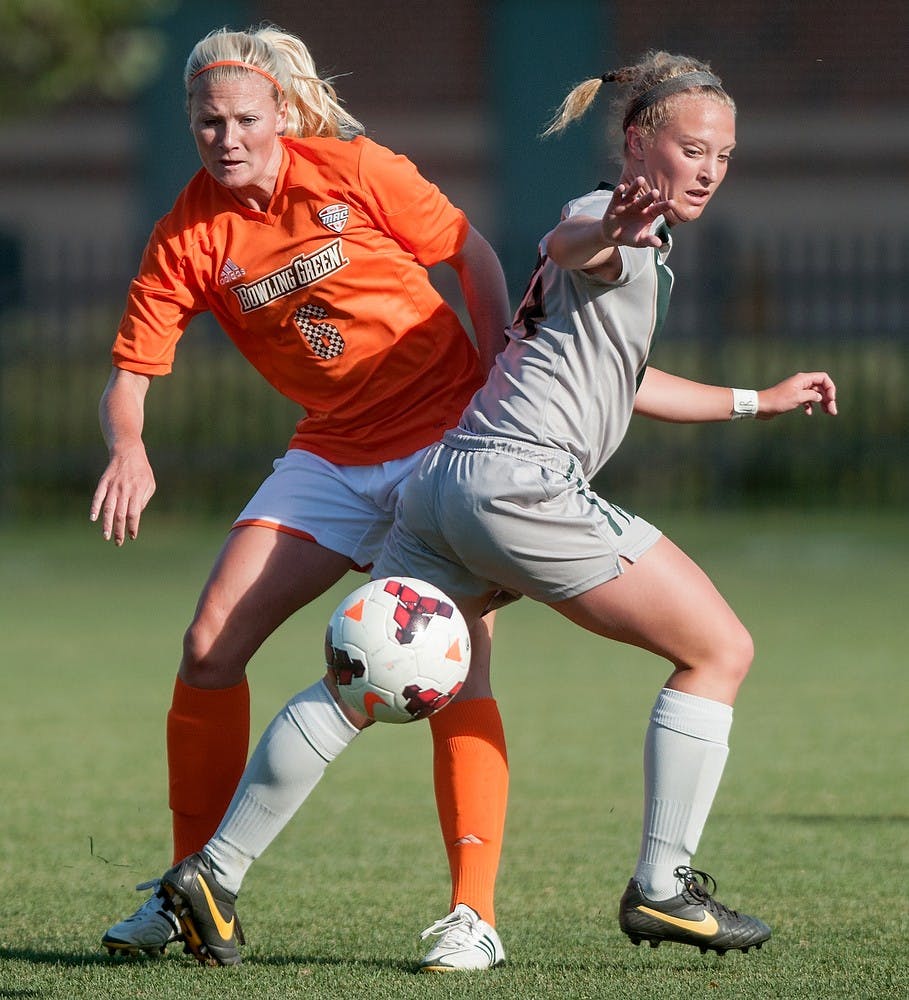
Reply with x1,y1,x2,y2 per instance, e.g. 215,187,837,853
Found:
325,577,470,724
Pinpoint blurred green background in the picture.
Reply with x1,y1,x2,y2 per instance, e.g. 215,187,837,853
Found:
0,0,906,519
0,7,907,995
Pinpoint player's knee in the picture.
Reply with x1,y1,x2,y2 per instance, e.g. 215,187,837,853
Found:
182,613,216,668
716,621,754,687
180,610,240,687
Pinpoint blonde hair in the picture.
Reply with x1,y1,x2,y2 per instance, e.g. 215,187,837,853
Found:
184,25,364,138
542,50,734,147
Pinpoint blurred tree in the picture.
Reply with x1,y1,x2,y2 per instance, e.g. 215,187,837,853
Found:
0,0,177,114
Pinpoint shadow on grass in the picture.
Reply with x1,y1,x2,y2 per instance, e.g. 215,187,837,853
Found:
225,952,417,973
778,814,909,824
512,947,766,976
0,945,414,975
0,944,778,985
0,948,116,968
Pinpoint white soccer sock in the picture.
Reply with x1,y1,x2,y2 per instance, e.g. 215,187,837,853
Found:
203,679,359,895
633,687,733,900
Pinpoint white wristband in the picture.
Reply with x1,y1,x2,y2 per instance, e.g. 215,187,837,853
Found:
731,388,759,419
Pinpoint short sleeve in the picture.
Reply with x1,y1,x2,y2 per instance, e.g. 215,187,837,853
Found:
112,224,207,375
355,139,469,266
540,187,653,288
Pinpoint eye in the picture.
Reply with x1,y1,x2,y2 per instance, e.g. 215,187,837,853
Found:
683,147,702,158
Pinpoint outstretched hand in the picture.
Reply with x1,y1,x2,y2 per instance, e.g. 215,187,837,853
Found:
602,177,676,249
758,371,838,419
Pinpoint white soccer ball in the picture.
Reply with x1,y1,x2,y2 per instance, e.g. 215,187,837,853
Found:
325,577,471,723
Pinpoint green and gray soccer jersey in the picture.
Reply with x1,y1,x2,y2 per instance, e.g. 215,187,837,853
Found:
460,185,674,479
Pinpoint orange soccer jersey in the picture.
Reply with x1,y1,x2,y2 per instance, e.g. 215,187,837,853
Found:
112,136,484,465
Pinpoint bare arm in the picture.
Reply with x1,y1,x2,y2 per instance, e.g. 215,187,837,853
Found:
89,367,156,544
446,225,512,373
634,367,838,422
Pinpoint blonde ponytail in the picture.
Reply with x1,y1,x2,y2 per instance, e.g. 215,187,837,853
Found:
541,52,733,145
540,77,604,137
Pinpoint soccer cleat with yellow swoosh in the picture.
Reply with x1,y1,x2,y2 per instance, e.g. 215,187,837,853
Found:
160,852,245,966
619,866,771,955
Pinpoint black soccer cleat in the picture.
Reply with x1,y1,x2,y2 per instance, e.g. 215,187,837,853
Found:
160,852,246,966
619,866,771,956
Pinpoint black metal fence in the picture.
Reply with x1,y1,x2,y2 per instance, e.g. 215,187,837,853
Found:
1,225,906,521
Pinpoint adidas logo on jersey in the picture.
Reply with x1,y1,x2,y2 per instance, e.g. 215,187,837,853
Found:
219,258,246,285
318,203,349,233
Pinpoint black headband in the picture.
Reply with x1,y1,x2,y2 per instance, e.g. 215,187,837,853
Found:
608,71,723,132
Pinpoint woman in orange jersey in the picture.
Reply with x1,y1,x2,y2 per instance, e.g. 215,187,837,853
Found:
94,24,511,968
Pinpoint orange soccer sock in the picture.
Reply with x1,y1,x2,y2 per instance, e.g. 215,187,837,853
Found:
166,676,250,864
430,697,509,926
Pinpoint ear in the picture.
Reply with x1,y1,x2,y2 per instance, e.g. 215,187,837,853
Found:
625,125,647,163
276,99,289,135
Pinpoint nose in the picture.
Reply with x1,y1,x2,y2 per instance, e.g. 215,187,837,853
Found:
219,122,237,149
698,162,716,186
698,157,724,187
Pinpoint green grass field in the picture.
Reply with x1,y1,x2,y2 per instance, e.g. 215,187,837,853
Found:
1,510,906,1000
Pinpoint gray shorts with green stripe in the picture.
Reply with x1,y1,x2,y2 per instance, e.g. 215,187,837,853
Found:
374,431,662,608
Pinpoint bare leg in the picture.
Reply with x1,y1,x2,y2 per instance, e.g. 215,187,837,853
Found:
550,535,753,705
550,535,754,898
169,526,354,858
180,525,353,689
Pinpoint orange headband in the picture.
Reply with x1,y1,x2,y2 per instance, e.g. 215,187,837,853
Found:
190,60,284,96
